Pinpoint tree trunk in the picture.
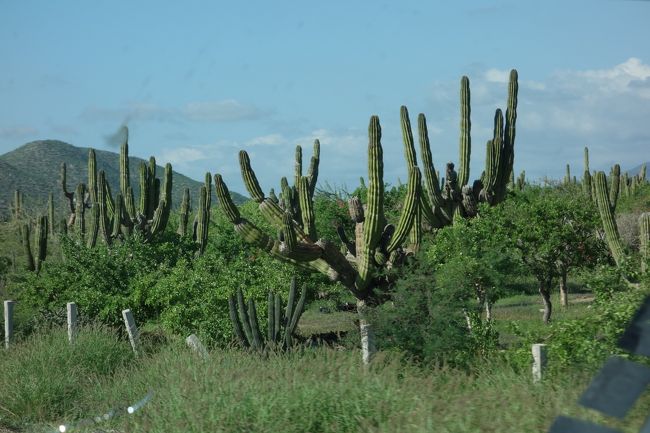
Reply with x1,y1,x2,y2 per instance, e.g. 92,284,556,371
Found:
539,281,552,324
357,300,376,365
485,300,492,321
559,270,568,308
463,309,473,332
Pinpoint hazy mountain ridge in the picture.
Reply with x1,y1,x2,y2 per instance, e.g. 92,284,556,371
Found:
0,140,248,219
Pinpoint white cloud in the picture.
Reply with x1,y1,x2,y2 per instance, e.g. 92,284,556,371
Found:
484,68,510,83
245,133,287,146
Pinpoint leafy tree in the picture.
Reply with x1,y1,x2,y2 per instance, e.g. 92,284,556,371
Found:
497,188,605,323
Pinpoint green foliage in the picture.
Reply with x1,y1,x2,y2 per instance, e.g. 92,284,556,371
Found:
368,257,498,368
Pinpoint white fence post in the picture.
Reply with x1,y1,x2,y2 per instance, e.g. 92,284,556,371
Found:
4,300,14,349
67,302,78,343
360,320,376,366
122,309,140,355
532,343,547,383
186,334,209,359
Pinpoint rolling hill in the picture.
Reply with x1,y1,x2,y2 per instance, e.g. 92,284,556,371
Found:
0,140,248,220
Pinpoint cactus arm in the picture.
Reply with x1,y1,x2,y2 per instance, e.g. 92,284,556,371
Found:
119,138,130,201
497,69,518,202
195,186,208,253
61,163,75,214
609,164,620,210
641,213,649,274
139,162,149,216
247,298,264,350
87,203,99,248
409,199,422,253
75,183,86,242
294,145,303,191
298,177,317,240
228,295,249,348
400,106,418,168
286,283,307,347
417,114,450,225
22,223,35,271
240,151,265,203
457,76,471,190
583,146,592,199
386,167,421,253
34,215,48,273
178,188,190,236
97,171,112,246
267,292,275,343
594,171,625,266
88,149,97,204
285,276,296,332
307,139,320,198
274,294,282,343
147,157,158,218
236,288,255,346
104,180,115,221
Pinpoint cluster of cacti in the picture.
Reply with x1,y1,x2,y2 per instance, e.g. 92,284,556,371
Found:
582,147,646,203
60,128,181,246
215,71,519,301
228,276,307,351
21,215,48,273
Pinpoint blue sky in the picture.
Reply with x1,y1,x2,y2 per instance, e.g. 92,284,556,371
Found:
1,0,649,195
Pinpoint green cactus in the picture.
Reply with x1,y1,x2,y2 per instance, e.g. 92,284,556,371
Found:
638,163,647,184
516,170,526,191
47,192,55,235
87,203,99,248
22,216,48,273
177,188,191,236
564,164,571,185
609,164,621,210
88,149,98,204
74,183,86,243
228,276,307,351
640,213,649,274
216,71,518,302
583,147,592,199
594,171,625,267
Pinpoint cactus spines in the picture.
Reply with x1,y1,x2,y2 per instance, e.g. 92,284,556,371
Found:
640,213,649,274
457,76,471,190
594,171,625,266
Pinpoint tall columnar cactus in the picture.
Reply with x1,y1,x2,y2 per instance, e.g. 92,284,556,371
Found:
638,163,647,184
583,146,592,199
177,188,191,236
60,163,75,226
47,192,55,235
12,189,23,221
516,170,526,191
88,149,98,204
194,185,209,254
228,276,307,351
215,71,519,302
22,216,48,273
640,213,649,274
609,164,621,210
74,183,86,243
594,171,625,267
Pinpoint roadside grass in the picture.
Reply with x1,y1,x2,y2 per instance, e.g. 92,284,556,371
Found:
2,330,648,433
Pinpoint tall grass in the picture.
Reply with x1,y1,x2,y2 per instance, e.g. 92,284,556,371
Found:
3,330,647,433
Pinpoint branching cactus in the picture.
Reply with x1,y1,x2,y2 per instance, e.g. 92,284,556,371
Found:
215,71,519,303
594,171,626,267
60,128,175,245
228,276,307,351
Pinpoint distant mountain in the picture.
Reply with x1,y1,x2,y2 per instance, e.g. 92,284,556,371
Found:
0,140,248,219
627,162,649,177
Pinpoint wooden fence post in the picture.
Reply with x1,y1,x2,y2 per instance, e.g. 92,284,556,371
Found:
532,343,547,383
4,300,14,349
122,309,140,355
67,302,78,343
